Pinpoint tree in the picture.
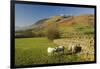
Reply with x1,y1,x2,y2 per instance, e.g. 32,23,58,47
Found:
46,24,60,40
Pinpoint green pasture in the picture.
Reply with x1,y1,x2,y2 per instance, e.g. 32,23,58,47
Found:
15,37,79,66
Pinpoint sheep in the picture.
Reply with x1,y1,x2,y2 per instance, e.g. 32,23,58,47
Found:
47,47,56,55
68,44,82,54
47,46,65,55
55,46,65,54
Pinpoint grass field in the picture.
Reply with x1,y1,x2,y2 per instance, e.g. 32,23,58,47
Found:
15,37,83,66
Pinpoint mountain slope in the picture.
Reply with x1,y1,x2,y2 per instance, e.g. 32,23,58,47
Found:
15,14,94,38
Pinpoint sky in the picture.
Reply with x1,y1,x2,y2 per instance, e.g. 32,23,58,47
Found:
15,4,94,27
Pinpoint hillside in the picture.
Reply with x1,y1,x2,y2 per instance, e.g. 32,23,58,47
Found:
15,14,94,38
33,14,94,37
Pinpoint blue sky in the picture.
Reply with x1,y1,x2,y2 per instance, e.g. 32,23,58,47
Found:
15,4,94,27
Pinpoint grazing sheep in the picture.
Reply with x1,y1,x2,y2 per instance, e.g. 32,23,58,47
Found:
47,47,56,55
68,44,82,54
55,46,65,53
47,46,65,55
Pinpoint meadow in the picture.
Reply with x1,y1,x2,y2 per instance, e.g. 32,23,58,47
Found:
15,37,94,66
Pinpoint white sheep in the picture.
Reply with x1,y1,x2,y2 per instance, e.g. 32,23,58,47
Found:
47,46,65,55
47,47,56,55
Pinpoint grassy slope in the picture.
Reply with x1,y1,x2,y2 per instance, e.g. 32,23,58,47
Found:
38,14,94,38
